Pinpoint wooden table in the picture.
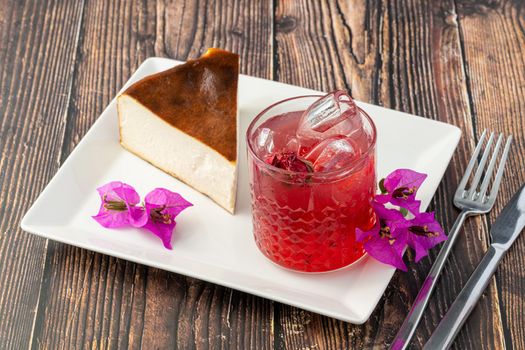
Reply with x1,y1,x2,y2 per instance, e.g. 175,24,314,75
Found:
1,1,524,349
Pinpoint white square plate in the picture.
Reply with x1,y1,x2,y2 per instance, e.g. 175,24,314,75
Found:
21,58,461,324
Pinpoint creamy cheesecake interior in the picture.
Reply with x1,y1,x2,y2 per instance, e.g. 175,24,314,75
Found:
118,95,237,212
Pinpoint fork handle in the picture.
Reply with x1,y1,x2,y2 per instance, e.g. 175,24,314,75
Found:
424,246,505,349
390,210,470,350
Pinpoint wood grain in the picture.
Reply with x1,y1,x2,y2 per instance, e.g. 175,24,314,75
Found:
0,0,85,349
28,0,275,349
455,1,525,349
376,1,504,349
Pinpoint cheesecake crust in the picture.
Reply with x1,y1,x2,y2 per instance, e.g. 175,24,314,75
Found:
122,48,239,162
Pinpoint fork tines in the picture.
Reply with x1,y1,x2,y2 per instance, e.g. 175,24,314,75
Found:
455,129,513,205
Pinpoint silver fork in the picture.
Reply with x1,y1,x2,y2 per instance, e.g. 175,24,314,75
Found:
390,129,513,350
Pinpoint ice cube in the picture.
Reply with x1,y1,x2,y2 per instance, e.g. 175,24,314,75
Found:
253,127,275,156
285,137,300,153
297,91,358,141
304,136,360,172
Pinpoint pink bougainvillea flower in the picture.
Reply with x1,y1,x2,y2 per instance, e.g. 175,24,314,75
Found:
376,169,427,214
142,188,193,249
357,169,447,270
402,212,446,262
127,205,148,228
92,181,141,228
356,203,409,271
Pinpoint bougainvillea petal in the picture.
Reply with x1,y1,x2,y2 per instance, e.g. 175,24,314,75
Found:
92,181,141,228
356,203,409,271
144,188,193,217
376,169,427,214
96,181,140,205
142,188,193,250
363,234,408,271
143,221,177,249
355,222,379,242
372,202,406,223
128,205,148,227
92,209,130,228
383,169,427,193
405,212,447,262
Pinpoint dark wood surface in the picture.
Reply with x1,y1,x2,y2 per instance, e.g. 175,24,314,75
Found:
1,0,524,349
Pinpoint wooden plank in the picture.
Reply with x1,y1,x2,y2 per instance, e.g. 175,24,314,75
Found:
0,0,85,349
455,1,525,349
29,0,275,348
273,0,507,349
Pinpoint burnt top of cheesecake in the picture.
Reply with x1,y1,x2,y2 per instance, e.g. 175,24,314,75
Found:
123,48,239,162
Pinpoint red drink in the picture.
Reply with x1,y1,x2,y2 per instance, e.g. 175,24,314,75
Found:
247,94,377,273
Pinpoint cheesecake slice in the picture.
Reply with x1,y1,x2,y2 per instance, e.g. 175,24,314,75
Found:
117,48,239,213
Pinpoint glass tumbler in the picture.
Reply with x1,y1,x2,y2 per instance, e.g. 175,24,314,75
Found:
246,96,377,273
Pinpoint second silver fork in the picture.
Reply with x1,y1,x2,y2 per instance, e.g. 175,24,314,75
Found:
390,129,513,350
